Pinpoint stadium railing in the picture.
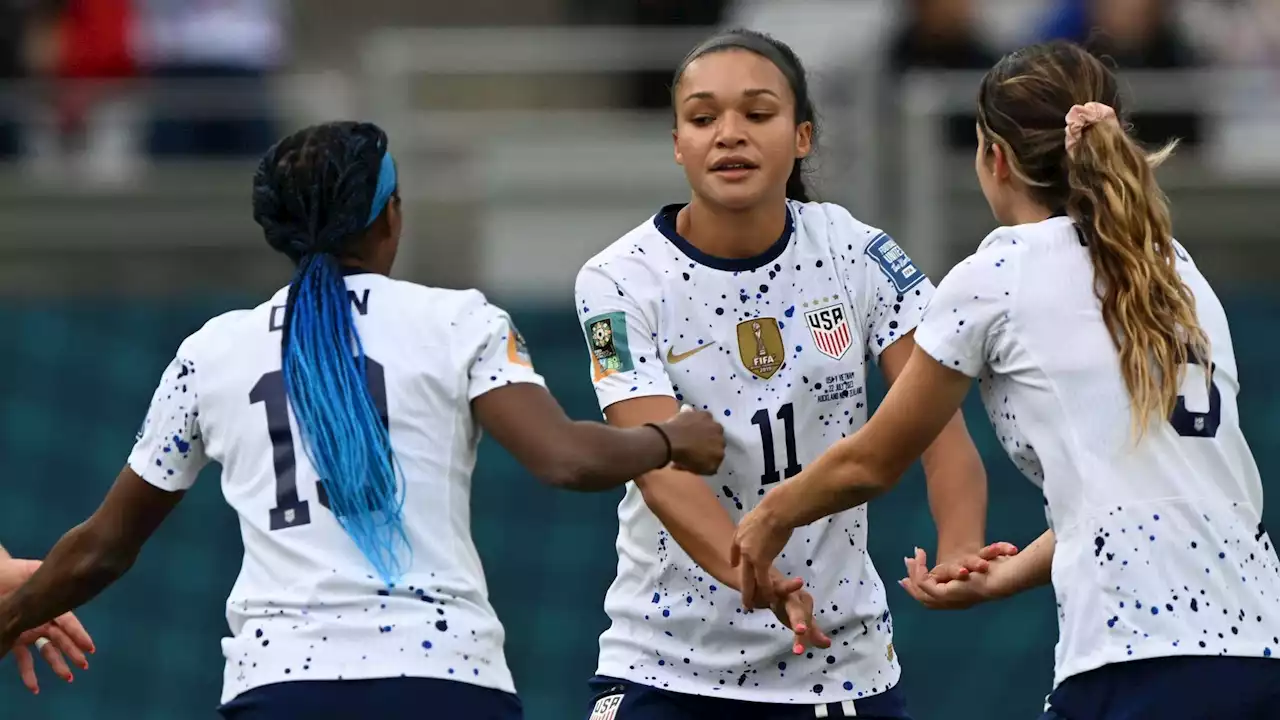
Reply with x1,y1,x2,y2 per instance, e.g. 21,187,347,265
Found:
2,27,1279,294
898,68,1280,279
355,25,886,297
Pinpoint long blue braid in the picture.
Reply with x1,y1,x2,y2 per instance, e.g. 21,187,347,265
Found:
254,123,408,585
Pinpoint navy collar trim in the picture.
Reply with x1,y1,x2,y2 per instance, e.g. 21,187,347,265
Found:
653,203,794,272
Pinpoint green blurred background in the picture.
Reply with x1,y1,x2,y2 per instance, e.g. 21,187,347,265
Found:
0,300,1275,719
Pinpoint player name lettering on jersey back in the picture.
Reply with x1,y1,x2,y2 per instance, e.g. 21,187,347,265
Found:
268,288,371,331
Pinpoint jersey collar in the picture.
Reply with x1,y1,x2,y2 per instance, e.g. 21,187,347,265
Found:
653,202,794,272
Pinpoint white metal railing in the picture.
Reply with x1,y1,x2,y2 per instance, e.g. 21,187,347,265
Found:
2,26,1278,293
358,24,884,204
357,25,889,293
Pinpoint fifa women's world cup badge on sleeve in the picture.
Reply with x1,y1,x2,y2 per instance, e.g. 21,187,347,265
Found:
585,311,634,381
506,320,533,368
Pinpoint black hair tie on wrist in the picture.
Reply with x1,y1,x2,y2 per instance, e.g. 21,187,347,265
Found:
644,423,673,466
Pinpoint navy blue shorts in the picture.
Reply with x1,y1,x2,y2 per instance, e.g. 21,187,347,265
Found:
218,676,523,720
586,675,911,720
1040,656,1280,720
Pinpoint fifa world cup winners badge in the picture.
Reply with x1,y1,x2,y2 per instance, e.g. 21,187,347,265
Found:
736,317,784,379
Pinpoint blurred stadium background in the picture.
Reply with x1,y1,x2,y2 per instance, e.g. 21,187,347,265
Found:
0,0,1277,717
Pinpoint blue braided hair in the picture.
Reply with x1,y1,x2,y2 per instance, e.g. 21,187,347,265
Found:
251,121,408,585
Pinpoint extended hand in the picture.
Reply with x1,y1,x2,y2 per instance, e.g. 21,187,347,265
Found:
730,503,794,609
928,542,1020,583
0,559,95,694
898,547,1018,610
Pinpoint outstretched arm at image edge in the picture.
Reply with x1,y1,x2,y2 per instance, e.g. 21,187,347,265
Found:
0,467,184,648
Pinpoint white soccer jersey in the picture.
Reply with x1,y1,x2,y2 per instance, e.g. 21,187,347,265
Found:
914,215,1280,688
574,200,934,705
126,270,545,705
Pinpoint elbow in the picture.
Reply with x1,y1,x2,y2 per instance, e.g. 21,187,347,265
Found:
834,454,901,499
95,546,139,581
860,466,900,498
839,445,901,489
71,523,140,584
531,452,598,492
541,464,588,491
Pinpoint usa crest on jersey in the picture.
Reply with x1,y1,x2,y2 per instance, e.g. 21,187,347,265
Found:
805,302,852,360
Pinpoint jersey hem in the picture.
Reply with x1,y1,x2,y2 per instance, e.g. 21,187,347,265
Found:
1053,644,1278,690
127,458,189,494
595,660,903,705
598,390,678,412
220,664,518,706
912,325,981,379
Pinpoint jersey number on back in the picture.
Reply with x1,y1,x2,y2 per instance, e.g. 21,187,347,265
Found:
249,358,390,530
752,403,802,485
1169,349,1221,438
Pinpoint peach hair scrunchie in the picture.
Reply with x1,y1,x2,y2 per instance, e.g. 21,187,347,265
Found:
1064,102,1118,153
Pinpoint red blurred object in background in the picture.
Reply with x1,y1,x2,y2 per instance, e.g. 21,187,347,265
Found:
54,0,137,138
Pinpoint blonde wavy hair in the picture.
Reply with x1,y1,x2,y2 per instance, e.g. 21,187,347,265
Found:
976,41,1208,438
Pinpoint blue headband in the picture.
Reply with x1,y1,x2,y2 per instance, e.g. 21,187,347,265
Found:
366,150,397,227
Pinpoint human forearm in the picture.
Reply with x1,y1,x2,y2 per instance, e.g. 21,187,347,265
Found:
0,522,134,646
996,529,1055,597
922,414,988,562
766,347,971,532
764,439,900,532
547,421,672,491
473,384,670,491
638,470,742,588
638,470,792,593
474,384,724,492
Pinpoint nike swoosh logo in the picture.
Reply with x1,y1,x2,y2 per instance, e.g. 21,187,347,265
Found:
667,342,716,364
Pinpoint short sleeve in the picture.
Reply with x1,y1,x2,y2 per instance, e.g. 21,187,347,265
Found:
127,355,209,492
458,294,547,401
855,231,936,359
913,251,1012,377
574,263,676,410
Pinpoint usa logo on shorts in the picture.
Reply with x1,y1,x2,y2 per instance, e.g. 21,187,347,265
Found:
589,692,624,720
805,302,853,360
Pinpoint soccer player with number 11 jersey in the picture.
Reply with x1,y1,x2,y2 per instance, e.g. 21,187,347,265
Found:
576,29,1006,720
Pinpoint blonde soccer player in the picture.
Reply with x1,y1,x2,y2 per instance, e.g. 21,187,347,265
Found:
733,40,1280,719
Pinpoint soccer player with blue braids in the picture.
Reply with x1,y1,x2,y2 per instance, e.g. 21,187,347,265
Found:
0,121,726,718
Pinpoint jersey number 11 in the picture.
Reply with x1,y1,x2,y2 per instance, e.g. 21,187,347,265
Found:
752,402,802,486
